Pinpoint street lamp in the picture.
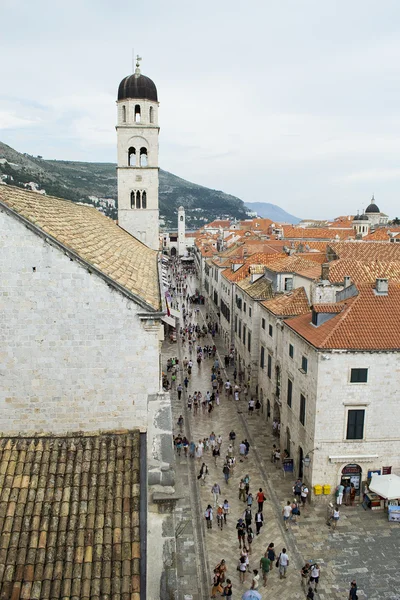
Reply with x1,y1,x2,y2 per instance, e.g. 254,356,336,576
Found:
303,448,319,468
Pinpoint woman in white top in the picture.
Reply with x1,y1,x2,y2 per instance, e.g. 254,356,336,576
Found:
251,569,260,590
331,506,340,530
309,564,320,591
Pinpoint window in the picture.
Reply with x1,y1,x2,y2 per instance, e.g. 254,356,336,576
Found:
287,379,292,408
262,318,266,330
247,331,251,352
135,104,141,122
301,356,308,373
140,147,148,167
180,215,184,221
122,105,126,123
350,368,368,383
136,190,141,209
346,409,365,440
238,320,242,339
299,394,306,425
130,191,135,208
289,344,294,359
142,191,147,209
267,354,272,379
149,106,154,123
244,302,247,314
234,316,238,333
249,307,252,318
260,346,265,368
243,325,246,345
284,277,293,291
268,324,273,337
128,147,136,166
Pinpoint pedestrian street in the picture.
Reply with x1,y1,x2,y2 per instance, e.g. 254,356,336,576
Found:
164,270,400,600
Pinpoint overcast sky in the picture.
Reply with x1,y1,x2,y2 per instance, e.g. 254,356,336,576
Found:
1,0,400,219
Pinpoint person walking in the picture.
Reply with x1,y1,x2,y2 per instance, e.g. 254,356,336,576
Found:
344,483,351,506
238,554,247,583
211,482,221,506
350,483,356,506
217,505,224,530
259,552,271,587
244,507,252,531
278,548,289,579
221,579,232,597
247,527,254,555
239,479,246,502
331,505,340,530
211,569,223,598
222,462,231,484
239,441,246,462
254,509,263,535
349,581,358,600
293,478,302,500
177,383,183,400
301,562,311,592
301,484,309,507
282,501,292,530
256,488,266,512
223,499,230,524
246,492,253,509
204,505,213,529
213,445,220,465
251,569,260,590
309,563,320,592
236,518,246,549
267,543,276,571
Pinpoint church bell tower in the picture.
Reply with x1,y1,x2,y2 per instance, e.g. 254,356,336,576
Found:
116,56,160,250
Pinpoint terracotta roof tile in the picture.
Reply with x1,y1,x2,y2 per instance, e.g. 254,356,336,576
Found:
0,186,160,310
312,303,344,314
326,258,400,284
222,253,287,282
286,282,400,350
282,226,354,240
0,432,141,599
261,287,310,317
328,241,400,262
236,277,273,300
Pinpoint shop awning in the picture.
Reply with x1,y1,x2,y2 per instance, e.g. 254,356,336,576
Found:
369,474,400,500
162,314,176,328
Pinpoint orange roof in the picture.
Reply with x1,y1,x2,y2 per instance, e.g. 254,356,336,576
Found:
364,228,400,241
328,241,400,262
264,255,322,274
286,282,400,350
222,253,286,283
312,303,344,314
326,259,400,284
282,226,354,240
204,219,231,229
261,287,310,317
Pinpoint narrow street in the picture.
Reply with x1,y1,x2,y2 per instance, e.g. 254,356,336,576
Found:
163,267,400,600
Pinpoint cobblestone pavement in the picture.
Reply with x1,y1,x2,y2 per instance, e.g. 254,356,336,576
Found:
163,272,400,600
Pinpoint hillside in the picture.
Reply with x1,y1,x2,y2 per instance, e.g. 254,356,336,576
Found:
0,142,250,228
245,201,301,224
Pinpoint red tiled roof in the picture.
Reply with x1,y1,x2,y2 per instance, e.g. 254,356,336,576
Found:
286,282,400,350
312,303,344,314
328,241,400,262
326,259,400,284
282,226,354,240
261,287,310,317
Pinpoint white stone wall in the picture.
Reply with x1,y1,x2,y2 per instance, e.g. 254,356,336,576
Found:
313,352,400,489
0,211,161,435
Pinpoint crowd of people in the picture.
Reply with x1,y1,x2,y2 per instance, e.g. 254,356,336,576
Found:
165,257,359,600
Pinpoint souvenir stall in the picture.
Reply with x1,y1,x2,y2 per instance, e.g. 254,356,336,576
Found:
369,474,400,521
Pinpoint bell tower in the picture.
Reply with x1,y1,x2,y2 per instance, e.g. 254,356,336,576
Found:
178,206,186,256
116,56,160,250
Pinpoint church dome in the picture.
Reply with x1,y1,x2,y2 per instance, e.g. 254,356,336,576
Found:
357,214,369,221
365,196,380,214
118,73,158,102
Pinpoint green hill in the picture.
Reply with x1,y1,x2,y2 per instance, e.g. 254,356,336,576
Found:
0,142,249,228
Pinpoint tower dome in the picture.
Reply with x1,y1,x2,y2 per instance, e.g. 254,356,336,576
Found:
118,73,158,102
365,195,380,214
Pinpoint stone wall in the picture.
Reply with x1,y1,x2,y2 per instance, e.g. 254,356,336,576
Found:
0,211,160,435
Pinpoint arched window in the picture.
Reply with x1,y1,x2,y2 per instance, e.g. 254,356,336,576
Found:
134,104,141,123
130,191,135,208
122,105,126,123
136,191,141,209
180,215,184,221
128,147,136,166
142,191,147,209
140,147,148,167
149,106,154,123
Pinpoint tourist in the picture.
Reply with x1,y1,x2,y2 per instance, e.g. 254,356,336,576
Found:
251,569,260,590
244,507,252,530
254,509,263,535
336,482,345,505
238,553,247,583
278,548,289,579
211,569,223,598
248,398,255,414
350,483,356,506
282,501,292,530
215,559,227,584
221,579,233,597
293,478,302,500
246,492,253,508
349,581,358,600
309,563,320,592
301,562,311,591
259,551,271,586
223,499,230,523
239,441,246,462
211,482,221,505
216,505,224,530
246,526,254,555
236,518,246,549
239,479,246,502
204,504,213,529
256,488,266,512
212,445,220,465
222,462,230,484
267,543,276,571
331,505,340,530
301,483,309,507
344,482,351,506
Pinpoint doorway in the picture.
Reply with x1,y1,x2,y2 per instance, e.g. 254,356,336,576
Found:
298,446,304,479
341,464,362,497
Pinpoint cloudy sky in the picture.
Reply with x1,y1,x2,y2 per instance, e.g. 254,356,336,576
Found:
1,0,400,219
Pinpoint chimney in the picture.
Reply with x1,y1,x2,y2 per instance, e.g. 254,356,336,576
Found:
343,276,351,288
321,263,330,282
375,278,388,295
